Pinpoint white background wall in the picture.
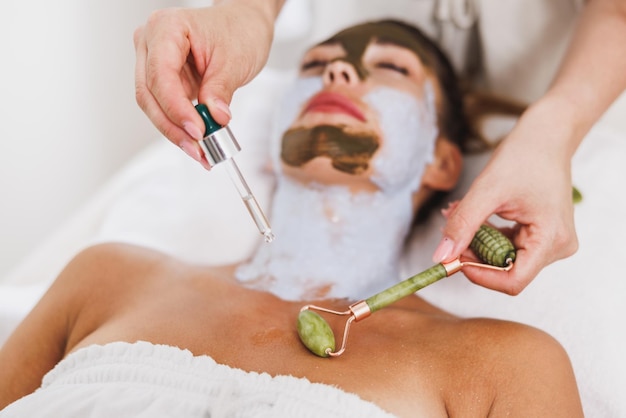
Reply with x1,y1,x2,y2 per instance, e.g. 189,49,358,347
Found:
0,0,180,279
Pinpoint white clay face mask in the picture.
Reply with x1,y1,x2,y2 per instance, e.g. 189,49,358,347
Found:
236,79,439,301
235,176,415,300
366,82,438,194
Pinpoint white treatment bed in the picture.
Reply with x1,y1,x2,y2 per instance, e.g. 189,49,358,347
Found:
1,1,625,416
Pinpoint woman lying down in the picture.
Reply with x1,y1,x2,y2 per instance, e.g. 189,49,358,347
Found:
0,20,583,417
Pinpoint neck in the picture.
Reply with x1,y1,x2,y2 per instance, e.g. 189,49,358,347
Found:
236,176,415,300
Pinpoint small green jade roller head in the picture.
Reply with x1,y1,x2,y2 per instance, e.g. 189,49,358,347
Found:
195,104,274,243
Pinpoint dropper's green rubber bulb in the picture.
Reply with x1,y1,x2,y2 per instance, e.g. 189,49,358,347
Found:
195,103,223,136
572,186,583,204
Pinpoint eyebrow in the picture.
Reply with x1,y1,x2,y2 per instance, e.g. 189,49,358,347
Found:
316,38,403,48
313,38,420,55
374,39,408,47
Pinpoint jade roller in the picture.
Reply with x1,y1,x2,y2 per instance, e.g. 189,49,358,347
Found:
195,104,274,243
297,224,516,357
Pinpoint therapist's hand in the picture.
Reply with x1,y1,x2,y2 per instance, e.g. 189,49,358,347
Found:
434,0,626,294
433,99,579,295
133,1,282,165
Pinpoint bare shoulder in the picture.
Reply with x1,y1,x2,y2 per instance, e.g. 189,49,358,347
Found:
446,318,584,417
66,242,177,278
62,241,191,302
59,242,188,292
59,243,183,347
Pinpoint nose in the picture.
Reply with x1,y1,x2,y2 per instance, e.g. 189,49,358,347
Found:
323,59,359,87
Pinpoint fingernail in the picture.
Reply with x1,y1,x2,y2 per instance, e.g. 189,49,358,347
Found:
180,139,202,163
432,237,456,263
182,121,204,141
212,99,232,119
200,157,212,171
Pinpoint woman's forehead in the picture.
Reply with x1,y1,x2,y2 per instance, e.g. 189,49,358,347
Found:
315,22,430,65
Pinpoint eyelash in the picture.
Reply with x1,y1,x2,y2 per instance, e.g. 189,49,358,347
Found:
301,60,328,71
375,62,409,75
301,60,410,76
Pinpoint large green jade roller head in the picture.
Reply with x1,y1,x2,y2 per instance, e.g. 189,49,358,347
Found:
297,224,516,358
194,104,274,243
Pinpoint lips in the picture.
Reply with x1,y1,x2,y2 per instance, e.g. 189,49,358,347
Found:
303,92,366,122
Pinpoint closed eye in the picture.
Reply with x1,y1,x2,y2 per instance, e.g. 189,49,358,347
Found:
301,60,328,72
375,62,409,75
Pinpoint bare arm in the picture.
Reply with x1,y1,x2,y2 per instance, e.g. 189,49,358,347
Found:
438,0,626,294
547,0,626,141
0,246,116,408
0,272,75,408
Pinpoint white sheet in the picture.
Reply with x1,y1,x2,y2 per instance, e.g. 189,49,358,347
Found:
1,66,625,417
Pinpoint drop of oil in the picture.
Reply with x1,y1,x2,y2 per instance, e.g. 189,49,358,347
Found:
264,230,275,243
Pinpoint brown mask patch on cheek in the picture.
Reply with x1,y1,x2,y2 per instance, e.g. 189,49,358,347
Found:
281,125,379,175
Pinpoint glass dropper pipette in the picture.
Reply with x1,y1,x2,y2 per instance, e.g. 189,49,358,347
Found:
195,104,274,243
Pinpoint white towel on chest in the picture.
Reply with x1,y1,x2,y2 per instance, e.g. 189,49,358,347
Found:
0,341,395,418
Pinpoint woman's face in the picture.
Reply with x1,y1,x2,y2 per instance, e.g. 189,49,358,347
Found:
279,22,441,193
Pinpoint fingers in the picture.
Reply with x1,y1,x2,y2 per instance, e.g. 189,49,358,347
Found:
197,76,234,127
432,162,578,294
432,185,495,263
134,6,271,158
462,240,546,295
452,209,578,295
135,11,205,145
